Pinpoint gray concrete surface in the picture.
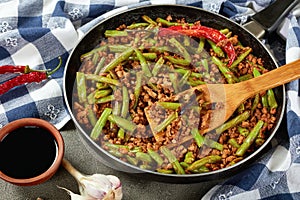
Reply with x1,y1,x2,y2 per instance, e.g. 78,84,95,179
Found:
0,121,223,200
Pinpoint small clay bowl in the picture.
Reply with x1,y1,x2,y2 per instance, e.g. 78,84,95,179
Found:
0,118,64,186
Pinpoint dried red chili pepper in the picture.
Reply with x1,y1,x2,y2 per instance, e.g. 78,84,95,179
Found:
158,25,236,66
0,65,32,74
0,57,62,95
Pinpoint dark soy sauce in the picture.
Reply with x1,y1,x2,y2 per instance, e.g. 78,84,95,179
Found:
0,127,57,179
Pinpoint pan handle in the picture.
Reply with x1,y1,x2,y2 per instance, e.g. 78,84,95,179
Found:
251,0,300,33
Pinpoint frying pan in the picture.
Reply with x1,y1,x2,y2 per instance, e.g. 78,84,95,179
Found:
63,3,290,183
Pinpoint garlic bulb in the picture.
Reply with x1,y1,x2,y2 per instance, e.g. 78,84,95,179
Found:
59,158,122,200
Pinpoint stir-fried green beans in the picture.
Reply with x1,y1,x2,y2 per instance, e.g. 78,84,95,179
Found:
74,14,279,175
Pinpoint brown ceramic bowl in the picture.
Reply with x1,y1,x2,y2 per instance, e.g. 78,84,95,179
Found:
0,118,64,186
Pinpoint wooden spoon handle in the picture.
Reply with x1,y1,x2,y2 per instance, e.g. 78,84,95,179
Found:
238,59,300,97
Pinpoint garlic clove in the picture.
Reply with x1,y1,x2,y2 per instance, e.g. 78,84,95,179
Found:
59,159,123,200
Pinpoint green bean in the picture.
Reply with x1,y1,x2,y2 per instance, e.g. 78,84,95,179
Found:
94,89,112,99
86,104,97,126
184,151,195,164
228,138,240,148
169,73,179,93
219,28,230,34
109,70,118,80
90,108,112,140
187,155,222,171
76,72,87,103
204,138,223,151
133,71,143,109
236,120,264,156
148,149,164,166
191,165,210,173
108,45,130,53
104,30,128,37
108,149,123,157
87,91,96,104
180,162,190,169
101,48,134,73
207,40,224,57
105,142,141,153
94,57,106,75
212,56,237,84
95,95,115,104
117,128,125,139
215,111,250,134
255,138,265,146
130,52,157,61
91,52,99,66
175,68,203,79
226,31,232,38
126,155,139,165
179,70,191,87
156,17,180,26
96,82,109,90
238,74,253,82
127,22,149,29
164,55,190,66
252,67,262,77
201,59,209,72
187,78,206,86
238,126,249,137
139,164,152,170
134,48,152,77
160,146,185,174
152,57,165,76
183,36,190,46
191,128,223,151
238,103,245,113
262,95,268,108
228,157,243,166
121,86,129,118
142,15,157,26
156,169,174,174
112,99,121,116
154,112,178,134
197,38,205,53
169,37,192,63
253,68,277,109
251,94,260,115
136,152,153,163
267,89,278,109
149,46,170,54
157,102,181,110
191,128,205,147
80,45,107,61
108,114,137,132
230,48,252,68
85,74,120,86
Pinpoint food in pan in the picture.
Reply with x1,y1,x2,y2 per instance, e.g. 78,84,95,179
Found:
73,15,278,174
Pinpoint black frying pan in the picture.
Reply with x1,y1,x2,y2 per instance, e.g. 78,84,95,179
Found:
63,4,287,183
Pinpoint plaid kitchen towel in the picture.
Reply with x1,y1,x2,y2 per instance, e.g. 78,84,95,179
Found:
0,0,300,199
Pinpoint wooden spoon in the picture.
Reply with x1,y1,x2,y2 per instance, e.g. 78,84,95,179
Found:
175,59,300,135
